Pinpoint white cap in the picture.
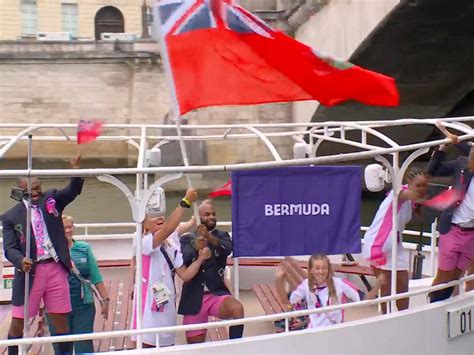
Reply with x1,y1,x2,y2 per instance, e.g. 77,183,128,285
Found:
146,186,166,217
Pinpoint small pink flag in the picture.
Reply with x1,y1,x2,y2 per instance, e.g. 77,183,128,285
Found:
208,180,232,198
423,188,464,211
77,119,103,144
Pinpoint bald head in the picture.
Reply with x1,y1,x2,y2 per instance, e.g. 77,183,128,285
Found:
17,177,42,202
199,201,217,231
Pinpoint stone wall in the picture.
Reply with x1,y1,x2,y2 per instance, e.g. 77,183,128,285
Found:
0,41,293,165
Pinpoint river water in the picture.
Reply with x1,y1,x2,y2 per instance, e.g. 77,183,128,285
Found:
0,175,417,235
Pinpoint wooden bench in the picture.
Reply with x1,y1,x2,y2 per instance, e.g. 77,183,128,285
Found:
93,279,134,352
233,256,374,293
252,259,308,333
91,279,229,346
252,283,287,317
206,316,229,342
228,257,374,277
3,258,374,277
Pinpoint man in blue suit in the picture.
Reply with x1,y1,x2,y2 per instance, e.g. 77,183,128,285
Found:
1,155,83,355
428,126,474,302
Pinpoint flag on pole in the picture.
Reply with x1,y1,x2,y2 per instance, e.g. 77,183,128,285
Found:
77,119,103,144
208,179,232,198
423,188,464,211
156,0,399,115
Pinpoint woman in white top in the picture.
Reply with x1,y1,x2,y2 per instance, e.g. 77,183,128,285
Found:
131,188,211,347
362,168,428,313
276,254,360,328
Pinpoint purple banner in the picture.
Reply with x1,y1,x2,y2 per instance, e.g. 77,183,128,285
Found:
231,166,361,257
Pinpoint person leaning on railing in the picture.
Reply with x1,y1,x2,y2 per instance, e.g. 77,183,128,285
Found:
361,167,428,314
428,123,474,302
47,215,110,355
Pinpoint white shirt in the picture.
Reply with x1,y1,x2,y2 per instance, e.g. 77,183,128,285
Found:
289,278,360,328
23,200,53,261
452,178,474,227
132,231,184,346
362,189,412,262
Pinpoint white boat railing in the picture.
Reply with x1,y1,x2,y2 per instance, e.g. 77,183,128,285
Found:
0,118,473,176
1,117,472,352
0,274,472,349
0,221,439,273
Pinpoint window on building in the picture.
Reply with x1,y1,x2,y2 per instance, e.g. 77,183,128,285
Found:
21,0,38,37
62,3,78,37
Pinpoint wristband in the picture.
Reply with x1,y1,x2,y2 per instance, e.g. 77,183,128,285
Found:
102,298,110,303
180,198,191,208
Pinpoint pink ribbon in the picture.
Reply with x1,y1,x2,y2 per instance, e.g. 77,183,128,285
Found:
45,197,58,217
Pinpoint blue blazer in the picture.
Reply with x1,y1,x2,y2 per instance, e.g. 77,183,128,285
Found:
1,177,84,306
178,229,233,315
427,142,472,234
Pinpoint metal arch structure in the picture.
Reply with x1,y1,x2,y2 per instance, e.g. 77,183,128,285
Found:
1,117,474,351
96,172,183,348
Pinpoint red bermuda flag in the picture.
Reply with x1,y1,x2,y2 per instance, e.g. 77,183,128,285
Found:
77,119,103,144
157,0,399,115
423,188,464,211
208,180,232,198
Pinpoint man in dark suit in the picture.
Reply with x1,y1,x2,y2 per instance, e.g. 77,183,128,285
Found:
1,155,83,355
427,128,474,302
178,201,244,344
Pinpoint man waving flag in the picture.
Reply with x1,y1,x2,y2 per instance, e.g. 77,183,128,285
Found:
155,0,399,115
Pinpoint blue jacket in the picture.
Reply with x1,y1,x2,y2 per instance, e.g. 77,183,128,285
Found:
178,229,233,315
427,142,471,234
1,177,84,306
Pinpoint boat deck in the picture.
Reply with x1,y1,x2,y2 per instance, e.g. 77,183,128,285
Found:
0,264,394,353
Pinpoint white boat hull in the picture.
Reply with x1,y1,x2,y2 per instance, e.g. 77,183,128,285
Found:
126,293,474,355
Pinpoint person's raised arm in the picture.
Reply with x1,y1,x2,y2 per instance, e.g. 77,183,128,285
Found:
54,154,84,210
275,263,292,311
152,188,198,249
177,216,196,236
427,122,467,176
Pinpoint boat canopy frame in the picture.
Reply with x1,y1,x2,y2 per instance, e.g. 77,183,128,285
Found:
0,117,473,351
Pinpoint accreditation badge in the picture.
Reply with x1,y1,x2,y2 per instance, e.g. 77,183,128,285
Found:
152,282,171,310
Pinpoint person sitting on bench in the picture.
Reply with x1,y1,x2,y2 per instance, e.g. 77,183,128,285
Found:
276,254,360,328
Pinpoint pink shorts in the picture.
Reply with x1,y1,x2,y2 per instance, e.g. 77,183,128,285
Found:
438,225,474,272
182,293,230,338
12,261,71,319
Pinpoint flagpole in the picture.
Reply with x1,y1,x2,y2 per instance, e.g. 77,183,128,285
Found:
22,134,33,354
155,4,201,224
